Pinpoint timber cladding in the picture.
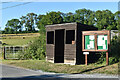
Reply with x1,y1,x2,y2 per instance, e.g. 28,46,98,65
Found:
46,22,98,65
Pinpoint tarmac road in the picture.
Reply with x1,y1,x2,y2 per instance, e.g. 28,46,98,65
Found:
0,64,119,80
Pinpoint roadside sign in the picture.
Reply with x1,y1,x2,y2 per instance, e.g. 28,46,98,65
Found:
83,52,89,54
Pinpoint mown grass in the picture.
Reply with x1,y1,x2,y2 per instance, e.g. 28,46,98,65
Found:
2,37,39,46
1,33,40,46
2,33,40,38
1,60,118,75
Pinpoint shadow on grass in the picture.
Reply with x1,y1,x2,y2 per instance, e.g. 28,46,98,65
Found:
72,65,106,74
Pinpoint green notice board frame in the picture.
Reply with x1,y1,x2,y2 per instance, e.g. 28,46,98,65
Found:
82,30,110,52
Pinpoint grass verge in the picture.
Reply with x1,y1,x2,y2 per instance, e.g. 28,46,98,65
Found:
1,60,118,75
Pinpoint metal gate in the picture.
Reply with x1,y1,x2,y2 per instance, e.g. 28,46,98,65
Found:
3,46,26,59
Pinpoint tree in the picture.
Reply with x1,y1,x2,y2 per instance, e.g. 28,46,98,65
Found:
114,11,120,31
61,12,75,23
74,8,95,25
45,11,63,24
4,27,13,34
74,9,85,24
36,14,45,29
36,11,63,29
20,13,37,32
87,11,95,26
95,10,116,30
5,19,21,33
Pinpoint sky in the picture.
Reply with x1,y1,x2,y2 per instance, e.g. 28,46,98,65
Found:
1,2,119,30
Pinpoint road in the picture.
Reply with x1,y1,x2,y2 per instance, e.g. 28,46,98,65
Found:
0,64,119,80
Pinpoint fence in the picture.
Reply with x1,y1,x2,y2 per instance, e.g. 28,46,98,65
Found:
2,46,27,59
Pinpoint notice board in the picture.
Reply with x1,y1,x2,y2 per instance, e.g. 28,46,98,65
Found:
82,30,110,52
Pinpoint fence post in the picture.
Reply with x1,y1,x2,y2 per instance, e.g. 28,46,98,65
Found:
3,46,6,60
13,47,15,58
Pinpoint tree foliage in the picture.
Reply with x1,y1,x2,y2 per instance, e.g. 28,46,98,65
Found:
3,8,120,33
5,19,21,33
36,11,63,30
19,26,46,60
114,11,120,30
20,13,37,31
95,10,117,30
61,12,76,23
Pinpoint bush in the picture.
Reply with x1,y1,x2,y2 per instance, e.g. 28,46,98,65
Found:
17,51,25,60
109,57,118,65
110,35,120,60
96,52,106,64
19,27,46,60
21,37,46,60
97,35,120,64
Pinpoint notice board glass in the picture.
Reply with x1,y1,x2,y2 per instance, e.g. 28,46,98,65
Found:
85,35,95,50
97,35,108,50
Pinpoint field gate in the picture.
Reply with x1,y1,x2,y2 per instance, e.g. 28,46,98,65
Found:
3,46,27,59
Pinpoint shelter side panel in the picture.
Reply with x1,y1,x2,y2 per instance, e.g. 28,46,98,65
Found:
64,44,76,65
46,45,54,63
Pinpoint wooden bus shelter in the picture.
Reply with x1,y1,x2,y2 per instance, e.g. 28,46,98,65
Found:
45,22,98,65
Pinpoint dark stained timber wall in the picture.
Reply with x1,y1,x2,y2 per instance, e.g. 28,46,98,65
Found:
46,22,98,65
